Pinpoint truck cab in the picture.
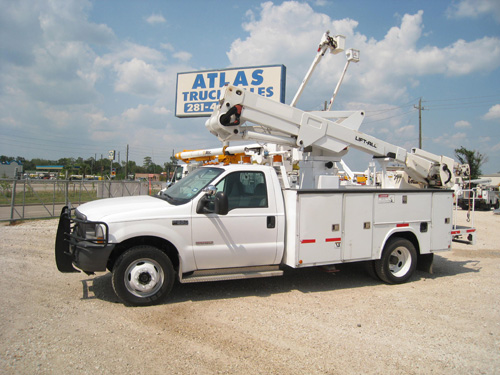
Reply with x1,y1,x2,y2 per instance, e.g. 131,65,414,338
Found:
56,164,285,306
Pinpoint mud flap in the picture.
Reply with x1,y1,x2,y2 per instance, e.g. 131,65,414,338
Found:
417,253,434,274
55,206,79,273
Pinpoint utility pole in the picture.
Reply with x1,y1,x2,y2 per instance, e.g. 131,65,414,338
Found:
414,97,425,149
125,144,129,180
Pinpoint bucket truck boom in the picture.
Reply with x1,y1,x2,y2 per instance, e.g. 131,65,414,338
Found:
205,85,468,189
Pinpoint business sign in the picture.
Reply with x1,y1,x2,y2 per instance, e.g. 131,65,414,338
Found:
175,65,286,118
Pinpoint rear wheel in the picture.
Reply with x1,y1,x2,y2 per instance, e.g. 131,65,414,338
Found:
112,245,175,306
375,238,417,284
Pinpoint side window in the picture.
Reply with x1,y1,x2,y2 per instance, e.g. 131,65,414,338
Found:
216,171,268,210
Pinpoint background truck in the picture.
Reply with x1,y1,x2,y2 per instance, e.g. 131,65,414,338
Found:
56,31,474,306
458,183,499,211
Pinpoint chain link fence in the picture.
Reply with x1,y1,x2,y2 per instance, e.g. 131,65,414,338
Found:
0,179,164,222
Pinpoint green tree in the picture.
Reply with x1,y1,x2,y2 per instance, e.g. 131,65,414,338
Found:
18,157,35,171
143,156,152,169
143,156,164,174
454,146,487,180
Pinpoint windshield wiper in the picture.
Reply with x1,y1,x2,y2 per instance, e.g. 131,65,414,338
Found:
155,193,189,205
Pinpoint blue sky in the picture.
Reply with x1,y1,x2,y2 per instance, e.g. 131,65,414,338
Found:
1,0,500,174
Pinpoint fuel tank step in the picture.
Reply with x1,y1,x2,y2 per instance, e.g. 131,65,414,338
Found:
180,265,283,283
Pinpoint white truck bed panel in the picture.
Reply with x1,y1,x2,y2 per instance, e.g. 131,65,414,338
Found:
283,188,454,268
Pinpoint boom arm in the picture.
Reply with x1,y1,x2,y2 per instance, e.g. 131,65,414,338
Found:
205,86,468,188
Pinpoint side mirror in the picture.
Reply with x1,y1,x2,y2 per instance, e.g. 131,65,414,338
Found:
214,192,228,215
202,185,217,196
196,189,228,215
196,185,218,214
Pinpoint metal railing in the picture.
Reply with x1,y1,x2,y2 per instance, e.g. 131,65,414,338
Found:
0,179,164,222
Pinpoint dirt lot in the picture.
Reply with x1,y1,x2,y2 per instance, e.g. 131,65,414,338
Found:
1,209,499,374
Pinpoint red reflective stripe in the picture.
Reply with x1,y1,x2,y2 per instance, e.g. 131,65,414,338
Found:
451,231,460,235
396,223,409,227
325,238,342,242
466,229,476,233
301,239,316,244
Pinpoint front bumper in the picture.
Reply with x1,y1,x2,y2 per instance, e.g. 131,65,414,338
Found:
55,206,115,273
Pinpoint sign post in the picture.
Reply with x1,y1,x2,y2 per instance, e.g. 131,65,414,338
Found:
109,150,115,179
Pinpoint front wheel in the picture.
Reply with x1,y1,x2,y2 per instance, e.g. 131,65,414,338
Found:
374,238,417,284
112,245,175,306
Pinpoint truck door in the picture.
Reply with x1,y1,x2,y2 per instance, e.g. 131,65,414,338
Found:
191,171,280,269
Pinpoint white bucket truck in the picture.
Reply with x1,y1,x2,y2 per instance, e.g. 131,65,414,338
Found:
56,32,473,305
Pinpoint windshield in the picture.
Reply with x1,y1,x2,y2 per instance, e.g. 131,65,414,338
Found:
158,167,223,205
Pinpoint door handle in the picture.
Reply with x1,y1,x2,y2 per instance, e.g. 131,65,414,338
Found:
267,216,276,228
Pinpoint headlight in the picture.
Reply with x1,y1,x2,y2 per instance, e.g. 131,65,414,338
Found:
85,224,105,244
70,210,108,246
94,224,105,244
75,209,87,221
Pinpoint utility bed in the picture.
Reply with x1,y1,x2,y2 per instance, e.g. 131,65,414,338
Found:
283,188,457,268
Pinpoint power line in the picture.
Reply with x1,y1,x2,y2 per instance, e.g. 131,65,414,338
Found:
423,94,500,103
364,97,420,116
362,109,417,124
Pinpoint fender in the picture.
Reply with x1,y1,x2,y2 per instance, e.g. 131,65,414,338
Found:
108,217,197,273
375,226,421,260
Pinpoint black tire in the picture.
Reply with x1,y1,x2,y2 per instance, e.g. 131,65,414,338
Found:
495,201,500,210
374,238,417,284
112,245,175,306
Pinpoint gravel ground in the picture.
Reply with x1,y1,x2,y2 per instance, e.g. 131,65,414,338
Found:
0,209,499,374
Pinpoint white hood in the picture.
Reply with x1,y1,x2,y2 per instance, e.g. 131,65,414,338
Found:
75,195,188,222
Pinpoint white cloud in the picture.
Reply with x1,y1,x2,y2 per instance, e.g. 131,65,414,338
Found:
483,104,500,121
492,142,500,152
160,43,174,51
313,0,328,6
447,0,500,23
173,51,192,62
122,104,170,128
432,132,468,149
146,13,166,25
98,42,165,67
227,3,500,106
455,120,471,128
0,0,111,106
395,124,416,137
41,107,71,129
86,111,110,130
84,103,212,155
0,0,43,65
38,0,115,44
114,58,166,96
441,37,500,76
